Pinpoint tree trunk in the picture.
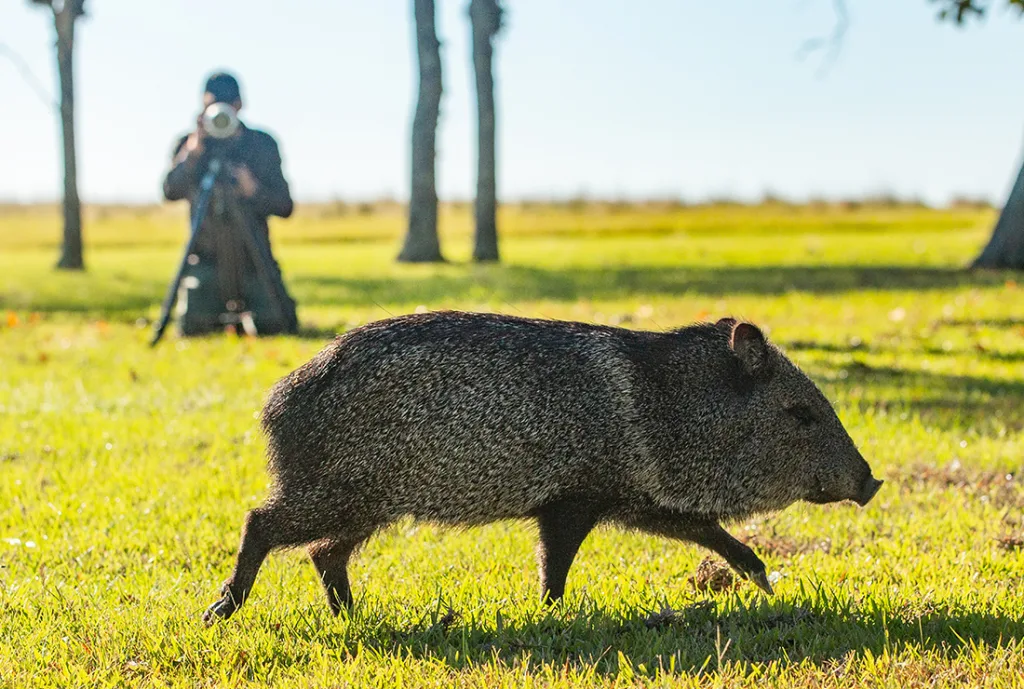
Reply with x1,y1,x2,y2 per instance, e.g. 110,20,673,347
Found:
398,0,445,263
469,0,501,263
972,153,1024,270
54,6,84,271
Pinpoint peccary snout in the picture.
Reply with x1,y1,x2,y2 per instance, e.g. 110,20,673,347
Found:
805,449,883,507
856,476,884,507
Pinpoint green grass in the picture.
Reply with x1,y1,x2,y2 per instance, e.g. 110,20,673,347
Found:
2,203,1024,687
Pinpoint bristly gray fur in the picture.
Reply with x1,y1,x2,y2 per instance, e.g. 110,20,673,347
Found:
204,310,881,623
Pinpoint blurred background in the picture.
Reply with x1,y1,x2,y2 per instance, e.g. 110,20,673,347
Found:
4,0,1023,207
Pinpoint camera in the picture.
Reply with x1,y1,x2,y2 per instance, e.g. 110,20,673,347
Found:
202,102,240,140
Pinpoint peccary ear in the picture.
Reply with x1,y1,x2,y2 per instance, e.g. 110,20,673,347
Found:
730,322,771,378
715,317,737,331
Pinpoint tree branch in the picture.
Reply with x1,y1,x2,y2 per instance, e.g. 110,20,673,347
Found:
69,0,88,19
468,0,504,38
930,0,1024,24
0,41,57,110
796,0,849,78
31,0,88,18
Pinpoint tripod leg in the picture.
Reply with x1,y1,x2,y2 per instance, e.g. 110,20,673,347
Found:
227,199,290,330
213,186,247,325
240,312,258,337
150,163,222,347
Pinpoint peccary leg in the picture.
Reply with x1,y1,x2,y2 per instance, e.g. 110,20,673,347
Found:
631,512,773,595
686,523,774,595
203,504,319,625
308,537,362,615
536,502,598,604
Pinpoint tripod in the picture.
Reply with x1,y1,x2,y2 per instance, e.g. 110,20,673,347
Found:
150,158,290,347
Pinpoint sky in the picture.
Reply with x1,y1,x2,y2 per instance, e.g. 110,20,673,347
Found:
2,0,1023,205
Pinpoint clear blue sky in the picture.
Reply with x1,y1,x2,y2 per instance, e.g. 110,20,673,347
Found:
2,0,1023,204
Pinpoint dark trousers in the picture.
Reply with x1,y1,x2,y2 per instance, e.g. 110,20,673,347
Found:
176,255,298,337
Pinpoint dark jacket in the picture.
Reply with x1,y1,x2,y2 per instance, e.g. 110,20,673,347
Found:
162,124,299,334
163,124,294,247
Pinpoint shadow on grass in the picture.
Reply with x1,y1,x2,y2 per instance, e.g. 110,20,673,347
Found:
935,318,1024,329
799,359,1024,435
784,339,1024,365
294,264,1010,307
301,596,1024,676
294,325,344,340
2,264,1013,316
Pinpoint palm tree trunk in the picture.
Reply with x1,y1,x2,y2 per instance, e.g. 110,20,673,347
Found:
469,0,501,263
972,153,1024,270
53,5,83,271
398,0,445,263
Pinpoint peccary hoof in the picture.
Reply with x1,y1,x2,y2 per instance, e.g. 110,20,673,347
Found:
202,594,239,626
749,569,774,596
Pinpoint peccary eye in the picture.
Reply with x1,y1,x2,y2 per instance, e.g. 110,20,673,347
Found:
786,404,817,426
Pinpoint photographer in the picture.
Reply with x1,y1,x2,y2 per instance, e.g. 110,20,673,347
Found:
162,71,298,336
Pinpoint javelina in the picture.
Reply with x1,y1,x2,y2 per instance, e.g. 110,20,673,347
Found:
204,311,883,623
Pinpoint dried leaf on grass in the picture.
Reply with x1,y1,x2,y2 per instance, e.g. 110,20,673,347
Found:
689,557,737,593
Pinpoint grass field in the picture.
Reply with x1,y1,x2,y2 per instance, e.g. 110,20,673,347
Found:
2,203,1023,687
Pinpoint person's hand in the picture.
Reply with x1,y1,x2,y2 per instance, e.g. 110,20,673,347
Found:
175,114,206,164
232,164,258,198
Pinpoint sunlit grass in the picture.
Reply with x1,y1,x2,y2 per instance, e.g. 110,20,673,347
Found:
1,204,1023,687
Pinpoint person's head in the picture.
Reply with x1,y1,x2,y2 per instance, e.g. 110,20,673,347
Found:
203,72,243,112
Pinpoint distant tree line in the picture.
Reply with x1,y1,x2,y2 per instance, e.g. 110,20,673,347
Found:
20,0,1024,270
